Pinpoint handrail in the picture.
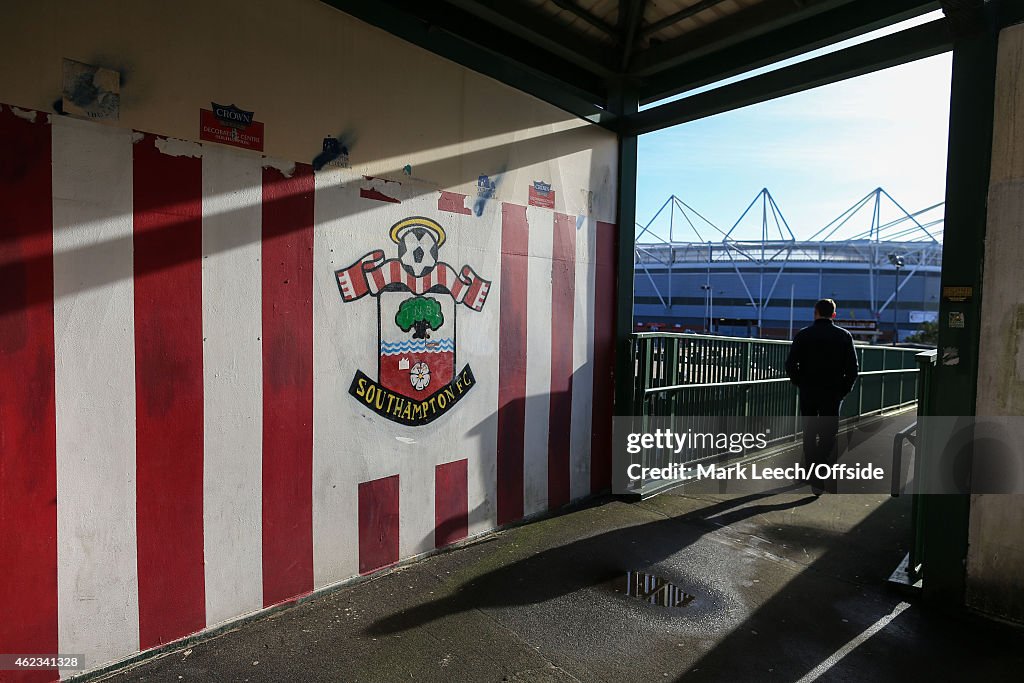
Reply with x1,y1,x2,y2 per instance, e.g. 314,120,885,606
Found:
633,331,793,344
891,421,918,497
644,367,919,395
634,330,927,351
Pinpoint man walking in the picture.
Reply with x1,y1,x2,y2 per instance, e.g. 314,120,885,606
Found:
785,299,859,493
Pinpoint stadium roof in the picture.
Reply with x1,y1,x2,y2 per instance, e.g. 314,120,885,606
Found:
636,188,944,245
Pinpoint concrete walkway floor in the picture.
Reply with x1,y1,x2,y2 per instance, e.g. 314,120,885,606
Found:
101,416,1024,682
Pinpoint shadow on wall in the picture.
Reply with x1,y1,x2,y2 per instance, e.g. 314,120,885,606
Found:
416,365,611,555
0,107,612,315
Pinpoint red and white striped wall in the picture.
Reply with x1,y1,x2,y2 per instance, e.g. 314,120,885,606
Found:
0,103,615,680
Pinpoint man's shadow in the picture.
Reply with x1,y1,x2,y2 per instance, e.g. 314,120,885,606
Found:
367,486,817,636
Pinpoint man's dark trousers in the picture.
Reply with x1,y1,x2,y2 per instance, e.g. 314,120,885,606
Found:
800,388,841,489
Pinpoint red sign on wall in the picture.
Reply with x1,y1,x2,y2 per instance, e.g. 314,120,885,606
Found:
528,181,555,209
199,108,264,151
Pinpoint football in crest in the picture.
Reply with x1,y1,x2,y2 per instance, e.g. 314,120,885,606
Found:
396,226,440,277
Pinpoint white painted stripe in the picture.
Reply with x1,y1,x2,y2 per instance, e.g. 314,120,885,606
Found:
201,146,264,626
398,453,435,558
452,200,502,538
523,206,554,516
311,166,363,587
795,601,911,683
570,217,597,500
52,116,140,667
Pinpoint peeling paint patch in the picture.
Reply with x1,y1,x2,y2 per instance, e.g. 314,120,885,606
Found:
10,106,36,123
438,191,471,215
130,131,145,143
263,158,296,178
155,136,202,158
359,175,401,204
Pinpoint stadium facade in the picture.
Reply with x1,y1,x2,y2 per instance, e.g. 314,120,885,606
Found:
634,188,943,342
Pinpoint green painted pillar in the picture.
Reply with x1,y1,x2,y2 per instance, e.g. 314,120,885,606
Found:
611,86,638,495
919,0,1001,605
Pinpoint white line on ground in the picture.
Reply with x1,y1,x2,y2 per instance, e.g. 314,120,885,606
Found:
795,601,911,683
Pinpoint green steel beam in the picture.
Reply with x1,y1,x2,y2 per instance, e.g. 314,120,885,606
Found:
320,0,617,128
619,0,647,71
550,0,620,39
639,0,728,39
635,0,940,105
626,19,952,136
630,0,858,78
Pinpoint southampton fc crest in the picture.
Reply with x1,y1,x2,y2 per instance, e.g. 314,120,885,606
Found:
335,217,490,425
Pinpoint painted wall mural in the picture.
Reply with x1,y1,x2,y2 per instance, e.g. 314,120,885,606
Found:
0,100,616,679
335,217,490,425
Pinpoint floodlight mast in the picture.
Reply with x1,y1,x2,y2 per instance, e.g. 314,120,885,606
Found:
888,253,905,344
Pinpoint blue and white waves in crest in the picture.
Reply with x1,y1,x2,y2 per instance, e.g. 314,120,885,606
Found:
380,338,455,355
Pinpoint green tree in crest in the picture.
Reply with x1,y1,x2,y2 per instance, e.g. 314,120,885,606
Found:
396,296,444,339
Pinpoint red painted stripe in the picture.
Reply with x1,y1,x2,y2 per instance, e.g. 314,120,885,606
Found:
435,460,468,548
132,134,206,648
548,213,576,509
370,263,386,291
591,221,617,492
496,203,529,525
450,275,465,300
262,163,315,606
358,475,400,574
0,106,57,683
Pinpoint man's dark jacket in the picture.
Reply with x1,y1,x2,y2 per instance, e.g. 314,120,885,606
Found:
785,319,859,398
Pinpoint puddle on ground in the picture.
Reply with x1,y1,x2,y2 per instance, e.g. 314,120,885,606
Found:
624,570,697,608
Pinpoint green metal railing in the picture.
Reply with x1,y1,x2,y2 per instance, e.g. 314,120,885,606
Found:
627,332,923,497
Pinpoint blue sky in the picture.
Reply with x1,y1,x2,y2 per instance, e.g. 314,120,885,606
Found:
636,48,953,243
